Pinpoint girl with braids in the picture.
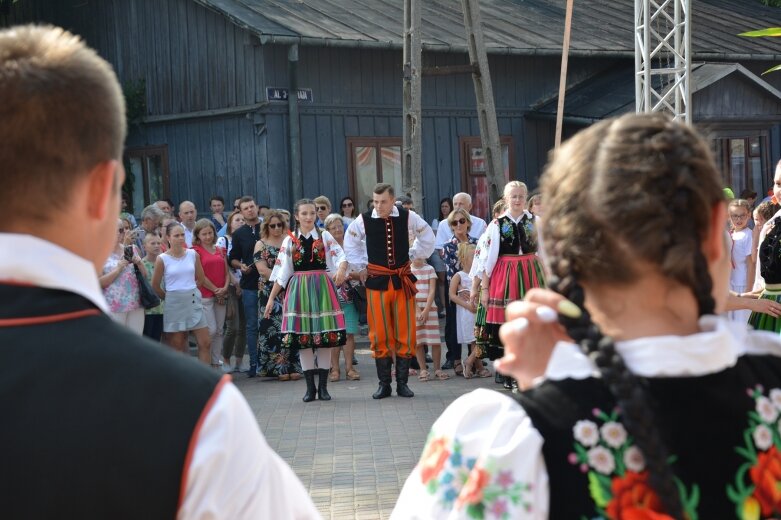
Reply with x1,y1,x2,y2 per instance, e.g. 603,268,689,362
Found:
264,199,347,402
471,181,545,390
393,113,781,519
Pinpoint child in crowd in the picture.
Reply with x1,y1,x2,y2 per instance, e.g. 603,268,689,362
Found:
141,232,165,341
411,256,449,381
449,243,487,378
727,199,754,323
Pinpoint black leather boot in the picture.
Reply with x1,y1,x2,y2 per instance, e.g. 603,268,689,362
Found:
302,370,317,402
395,357,415,398
317,368,331,401
503,375,514,391
372,357,393,399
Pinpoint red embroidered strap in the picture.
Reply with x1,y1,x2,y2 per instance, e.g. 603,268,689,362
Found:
0,308,101,327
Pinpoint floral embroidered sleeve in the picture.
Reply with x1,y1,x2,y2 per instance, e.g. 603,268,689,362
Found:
391,388,549,519
270,236,294,288
321,230,346,273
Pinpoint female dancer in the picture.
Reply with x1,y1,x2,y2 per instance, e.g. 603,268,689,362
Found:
264,199,347,402
394,112,781,519
254,211,302,381
152,222,211,364
471,181,545,389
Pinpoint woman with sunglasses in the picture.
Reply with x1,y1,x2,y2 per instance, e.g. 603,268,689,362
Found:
99,218,147,334
254,211,302,381
441,208,478,376
339,196,356,227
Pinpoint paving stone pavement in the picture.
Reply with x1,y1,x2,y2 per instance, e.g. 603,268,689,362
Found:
233,338,499,520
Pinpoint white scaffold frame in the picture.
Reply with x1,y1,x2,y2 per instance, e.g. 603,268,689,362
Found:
635,0,692,122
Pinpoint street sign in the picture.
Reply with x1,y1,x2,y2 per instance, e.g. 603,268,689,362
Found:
266,87,313,103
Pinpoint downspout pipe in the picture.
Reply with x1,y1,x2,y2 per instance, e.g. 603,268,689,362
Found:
288,44,303,204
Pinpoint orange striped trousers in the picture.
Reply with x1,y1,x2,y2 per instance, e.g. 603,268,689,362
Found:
366,281,416,359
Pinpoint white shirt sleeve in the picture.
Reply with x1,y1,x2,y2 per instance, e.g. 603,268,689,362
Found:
408,211,436,261
271,235,295,288
390,388,548,520
435,219,454,251
344,216,368,271
322,230,346,273
178,380,322,520
468,217,487,240
477,220,501,277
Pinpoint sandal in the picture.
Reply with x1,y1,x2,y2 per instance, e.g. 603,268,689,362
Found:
329,368,340,382
454,360,464,376
476,367,491,378
290,372,302,381
278,373,291,381
346,369,361,381
433,369,451,381
418,369,430,381
462,361,474,379
409,368,418,376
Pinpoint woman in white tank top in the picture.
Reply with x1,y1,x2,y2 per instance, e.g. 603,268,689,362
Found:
152,222,211,364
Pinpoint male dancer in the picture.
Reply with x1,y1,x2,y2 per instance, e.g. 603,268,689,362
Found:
344,184,435,398
0,25,318,518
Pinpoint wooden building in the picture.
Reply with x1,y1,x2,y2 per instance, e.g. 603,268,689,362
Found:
5,0,781,219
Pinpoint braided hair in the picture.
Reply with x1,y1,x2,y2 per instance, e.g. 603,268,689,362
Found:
292,198,315,236
540,114,723,519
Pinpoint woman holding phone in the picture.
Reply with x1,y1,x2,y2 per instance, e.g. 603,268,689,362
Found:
99,218,147,333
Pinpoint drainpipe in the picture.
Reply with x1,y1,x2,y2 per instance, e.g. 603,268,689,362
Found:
288,44,303,204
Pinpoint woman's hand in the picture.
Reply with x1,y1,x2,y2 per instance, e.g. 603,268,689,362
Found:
117,258,130,271
495,289,576,390
334,268,346,287
263,303,273,319
749,297,781,318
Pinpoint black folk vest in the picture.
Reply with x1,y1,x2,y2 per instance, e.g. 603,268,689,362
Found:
363,208,412,291
515,355,781,519
0,284,221,519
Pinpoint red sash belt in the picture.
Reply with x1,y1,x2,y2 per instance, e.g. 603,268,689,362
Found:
367,262,417,299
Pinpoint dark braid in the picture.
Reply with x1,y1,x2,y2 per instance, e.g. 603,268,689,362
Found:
538,114,726,519
550,274,685,520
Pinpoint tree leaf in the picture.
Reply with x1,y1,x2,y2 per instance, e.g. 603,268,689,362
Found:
739,27,781,38
762,64,781,75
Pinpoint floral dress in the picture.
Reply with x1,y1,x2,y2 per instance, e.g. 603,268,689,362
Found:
254,241,301,377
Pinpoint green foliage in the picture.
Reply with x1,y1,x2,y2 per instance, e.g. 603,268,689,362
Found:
759,0,781,7
739,26,781,75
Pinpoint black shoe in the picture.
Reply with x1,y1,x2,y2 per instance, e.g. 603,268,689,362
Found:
303,370,317,402
395,357,415,398
372,357,393,399
410,357,420,370
317,369,331,401
495,372,505,384
503,376,514,390
441,359,454,370
352,356,358,365
247,366,257,378
425,355,433,363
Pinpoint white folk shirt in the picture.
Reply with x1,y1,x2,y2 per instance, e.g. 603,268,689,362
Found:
391,316,781,519
434,214,487,251
0,233,322,520
473,210,535,278
269,228,345,288
343,207,436,272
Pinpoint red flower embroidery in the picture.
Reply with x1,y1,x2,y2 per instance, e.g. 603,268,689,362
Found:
328,332,338,343
420,438,450,485
750,445,781,516
456,467,490,509
299,334,310,346
606,471,671,520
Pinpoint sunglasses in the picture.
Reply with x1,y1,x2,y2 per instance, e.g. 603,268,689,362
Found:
341,202,353,207
118,229,126,233
451,218,467,226
317,206,328,211
234,205,240,210
268,223,284,229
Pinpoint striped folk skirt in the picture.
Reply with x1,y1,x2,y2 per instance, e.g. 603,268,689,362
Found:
474,253,545,359
749,284,781,333
280,270,347,350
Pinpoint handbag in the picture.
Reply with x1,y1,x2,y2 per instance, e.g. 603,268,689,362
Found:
134,264,161,310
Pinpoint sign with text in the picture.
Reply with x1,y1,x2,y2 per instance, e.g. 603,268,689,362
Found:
266,87,313,103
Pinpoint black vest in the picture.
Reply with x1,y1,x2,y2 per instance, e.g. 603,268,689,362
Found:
495,214,538,255
0,284,221,519
290,234,328,272
363,208,413,291
516,355,781,518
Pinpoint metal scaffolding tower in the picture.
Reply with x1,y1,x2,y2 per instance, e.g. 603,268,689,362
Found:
635,0,692,122
402,0,504,211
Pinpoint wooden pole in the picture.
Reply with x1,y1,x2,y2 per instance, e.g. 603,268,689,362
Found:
555,0,574,149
